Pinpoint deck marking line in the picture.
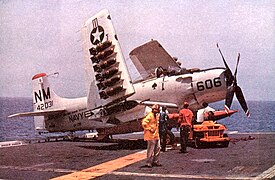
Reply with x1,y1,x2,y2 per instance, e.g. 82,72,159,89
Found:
51,150,146,180
255,164,275,180
0,165,76,173
111,171,253,180
191,159,216,162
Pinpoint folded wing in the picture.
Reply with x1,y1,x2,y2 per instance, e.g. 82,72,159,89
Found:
81,9,135,109
129,40,181,80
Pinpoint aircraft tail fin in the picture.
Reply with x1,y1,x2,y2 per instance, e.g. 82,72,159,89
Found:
9,73,66,131
31,73,64,131
81,9,135,109
32,73,63,112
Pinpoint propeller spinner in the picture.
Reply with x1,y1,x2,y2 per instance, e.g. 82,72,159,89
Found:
217,44,250,117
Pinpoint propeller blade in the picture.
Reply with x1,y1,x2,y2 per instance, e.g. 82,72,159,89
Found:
224,69,234,86
225,85,235,113
235,86,250,117
217,43,230,70
219,47,249,117
217,43,234,86
233,53,240,85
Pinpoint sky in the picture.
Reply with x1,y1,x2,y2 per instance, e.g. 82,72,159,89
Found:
0,0,274,101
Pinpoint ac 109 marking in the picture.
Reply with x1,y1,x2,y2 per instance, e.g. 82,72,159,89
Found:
196,77,222,91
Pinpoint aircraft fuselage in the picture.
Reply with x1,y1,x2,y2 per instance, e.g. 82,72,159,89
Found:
130,67,227,109
44,67,227,132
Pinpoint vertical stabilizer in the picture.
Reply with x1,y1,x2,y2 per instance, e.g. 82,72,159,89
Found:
32,73,61,112
81,9,135,109
32,73,61,131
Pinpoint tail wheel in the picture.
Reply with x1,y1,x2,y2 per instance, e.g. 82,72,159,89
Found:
166,130,175,145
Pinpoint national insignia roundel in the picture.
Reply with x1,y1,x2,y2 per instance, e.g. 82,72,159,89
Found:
90,26,105,45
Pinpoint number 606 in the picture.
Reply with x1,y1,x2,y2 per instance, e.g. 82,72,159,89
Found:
196,77,222,91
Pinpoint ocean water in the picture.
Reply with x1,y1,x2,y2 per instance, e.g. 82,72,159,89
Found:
0,97,36,141
212,101,275,133
0,97,274,141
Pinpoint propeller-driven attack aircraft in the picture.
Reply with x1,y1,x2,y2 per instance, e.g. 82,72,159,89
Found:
9,9,250,139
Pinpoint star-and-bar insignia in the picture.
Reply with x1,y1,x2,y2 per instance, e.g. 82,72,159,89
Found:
90,18,105,45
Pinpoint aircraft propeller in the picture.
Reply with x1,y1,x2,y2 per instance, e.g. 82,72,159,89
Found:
217,44,250,117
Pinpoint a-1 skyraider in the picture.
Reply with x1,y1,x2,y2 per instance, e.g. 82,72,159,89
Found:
9,9,249,139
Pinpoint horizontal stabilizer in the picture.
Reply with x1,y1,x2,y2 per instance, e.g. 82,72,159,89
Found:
8,109,66,118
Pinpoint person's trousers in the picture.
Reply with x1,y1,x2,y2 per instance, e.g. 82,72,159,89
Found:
180,126,190,152
146,139,161,165
160,132,167,151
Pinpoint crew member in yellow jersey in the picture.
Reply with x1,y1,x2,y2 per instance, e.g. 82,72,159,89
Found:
142,104,162,167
